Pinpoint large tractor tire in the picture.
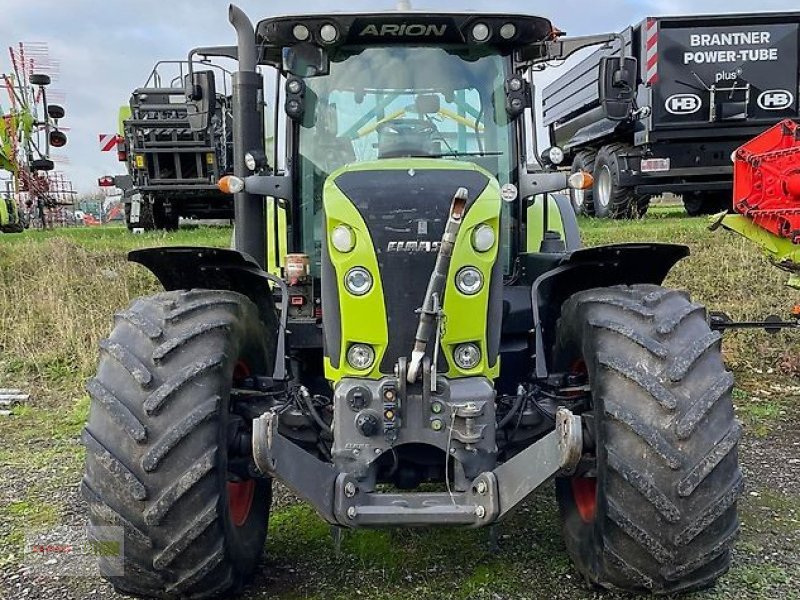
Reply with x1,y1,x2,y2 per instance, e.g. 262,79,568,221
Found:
553,285,742,595
592,144,650,219
683,191,730,217
569,150,597,215
82,290,274,599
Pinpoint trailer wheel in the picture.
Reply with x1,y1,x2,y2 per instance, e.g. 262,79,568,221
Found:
82,290,273,599
125,199,155,231
683,192,730,217
592,144,644,219
553,285,742,594
570,150,597,215
153,201,180,231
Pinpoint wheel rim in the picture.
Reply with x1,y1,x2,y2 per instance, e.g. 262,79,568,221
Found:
228,359,255,528
571,186,585,211
567,358,597,524
571,477,598,523
596,165,612,208
227,480,256,527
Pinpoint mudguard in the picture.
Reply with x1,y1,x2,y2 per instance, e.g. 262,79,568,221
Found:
530,242,689,378
129,246,287,379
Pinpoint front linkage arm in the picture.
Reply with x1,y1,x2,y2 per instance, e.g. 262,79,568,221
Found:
253,408,582,528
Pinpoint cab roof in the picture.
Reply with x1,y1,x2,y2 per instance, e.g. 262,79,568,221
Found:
256,12,556,52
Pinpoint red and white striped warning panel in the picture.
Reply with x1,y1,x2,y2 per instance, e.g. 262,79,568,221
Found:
98,134,119,152
645,17,659,86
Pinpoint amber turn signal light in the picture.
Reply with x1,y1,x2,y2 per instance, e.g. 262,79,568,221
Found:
567,170,594,190
218,175,245,194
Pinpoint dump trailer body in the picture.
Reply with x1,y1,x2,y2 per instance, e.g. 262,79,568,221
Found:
544,12,800,198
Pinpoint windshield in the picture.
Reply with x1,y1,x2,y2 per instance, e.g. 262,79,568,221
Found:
296,46,513,273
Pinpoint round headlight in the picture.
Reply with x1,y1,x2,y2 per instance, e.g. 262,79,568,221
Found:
293,24,310,41
331,225,354,253
500,23,517,40
472,23,491,42
345,267,372,296
455,267,483,295
320,23,339,43
347,344,375,370
507,76,524,93
547,146,565,166
472,225,495,253
454,343,481,370
286,78,304,95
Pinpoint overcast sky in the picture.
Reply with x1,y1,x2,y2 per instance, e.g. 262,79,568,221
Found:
2,0,799,193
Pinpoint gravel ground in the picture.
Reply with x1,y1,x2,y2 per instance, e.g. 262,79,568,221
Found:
1,398,799,600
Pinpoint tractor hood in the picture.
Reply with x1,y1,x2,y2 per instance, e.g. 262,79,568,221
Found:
321,158,503,383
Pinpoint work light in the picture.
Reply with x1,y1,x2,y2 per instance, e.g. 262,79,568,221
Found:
455,267,483,295
347,344,375,370
345,267,372,296
454,343,481,370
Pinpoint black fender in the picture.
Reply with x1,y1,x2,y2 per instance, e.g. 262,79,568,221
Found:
531,243,689,378
129,246,287,380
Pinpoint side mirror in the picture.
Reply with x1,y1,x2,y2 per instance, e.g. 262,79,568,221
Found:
598,56,637,121
185,71,217,131
282,44,329,78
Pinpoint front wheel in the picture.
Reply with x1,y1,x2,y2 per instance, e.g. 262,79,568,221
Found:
554,285,742,594
82,290,274,599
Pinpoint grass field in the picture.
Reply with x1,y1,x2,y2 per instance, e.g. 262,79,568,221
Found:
1,209,799,600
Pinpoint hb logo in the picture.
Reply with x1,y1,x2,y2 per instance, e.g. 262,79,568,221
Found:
757,90,794,111
665,94,702,115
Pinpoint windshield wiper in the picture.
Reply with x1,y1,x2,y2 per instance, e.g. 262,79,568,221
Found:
400,151,502,158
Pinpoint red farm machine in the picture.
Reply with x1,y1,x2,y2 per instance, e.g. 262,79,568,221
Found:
718,119,800,290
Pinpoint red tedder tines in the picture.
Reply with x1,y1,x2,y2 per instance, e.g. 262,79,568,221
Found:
733,119,800,243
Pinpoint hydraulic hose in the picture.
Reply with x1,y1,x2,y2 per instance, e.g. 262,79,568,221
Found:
407,187,468,383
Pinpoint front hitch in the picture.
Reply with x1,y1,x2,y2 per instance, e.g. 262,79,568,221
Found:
253,407,582,528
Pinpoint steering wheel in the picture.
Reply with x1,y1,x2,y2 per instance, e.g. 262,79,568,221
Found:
376,118,440,158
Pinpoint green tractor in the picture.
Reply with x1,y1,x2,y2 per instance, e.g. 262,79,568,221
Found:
82,6,742,597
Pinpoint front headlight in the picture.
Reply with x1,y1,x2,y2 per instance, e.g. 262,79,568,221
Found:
471,225,495,253
455,267,483,295
347,344,375,370
331,225,354,253
345,267,372,296
453,343,481,370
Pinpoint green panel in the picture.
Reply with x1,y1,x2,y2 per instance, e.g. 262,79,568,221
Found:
323,180,389,382
118,106,132,136
526,194,565,252
265,199,288,277
322,157,502,383
719,214,800,289
0,196,10,226
441,182,502,379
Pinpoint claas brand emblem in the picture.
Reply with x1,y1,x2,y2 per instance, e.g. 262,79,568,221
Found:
386,240,443,252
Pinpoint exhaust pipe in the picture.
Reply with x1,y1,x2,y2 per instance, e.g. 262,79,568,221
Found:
407,187,468,383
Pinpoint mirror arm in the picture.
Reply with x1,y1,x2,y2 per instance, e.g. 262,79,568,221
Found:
519,170,569,199
532,32,625,63
244,173,293,201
